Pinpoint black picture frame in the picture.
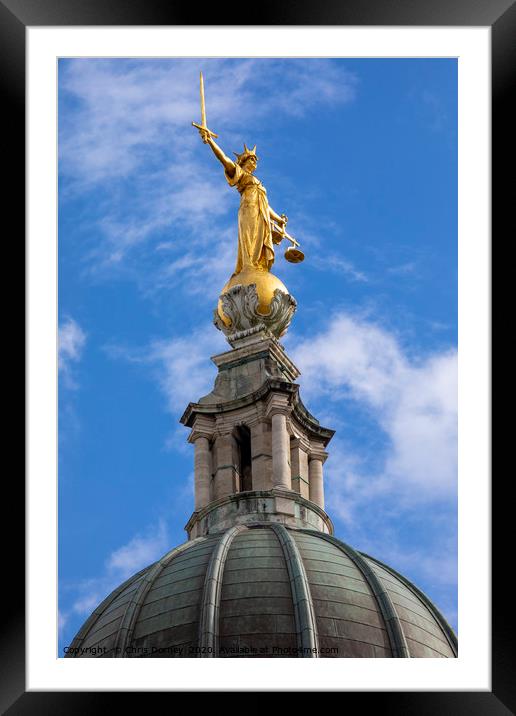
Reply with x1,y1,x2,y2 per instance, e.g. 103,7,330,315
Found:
7,0,505,711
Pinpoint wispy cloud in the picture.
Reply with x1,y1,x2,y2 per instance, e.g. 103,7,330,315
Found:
311,252,368,282
421,89,448,132
291,311,457,504
289,311,457,613
58,317,86,387
105,519,169,576
60,59,357,187
150,227,237,300
59,58,358,292
108,309,457,506
105,324,227,416
386,261,418,276
58,609,68,637
67,518,170,619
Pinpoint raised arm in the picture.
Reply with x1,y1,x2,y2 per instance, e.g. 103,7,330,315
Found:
199,129,236,178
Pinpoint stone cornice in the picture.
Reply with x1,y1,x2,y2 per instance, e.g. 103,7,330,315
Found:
290,396,335,446
181,378,334,447
180,379,295,426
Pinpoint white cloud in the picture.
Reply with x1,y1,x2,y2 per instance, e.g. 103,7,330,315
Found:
106,324,227,416
387,261,418,276
58,317,86,386
310,252,368,283
70,519,170,617
59,59,358,290
58,609,68,636
90,162,232,267
59,317,86,368
151,226,237,299
110,310,457,507
60,59,357,187
143,328,227,412
291,312,457,504
106,519,169,576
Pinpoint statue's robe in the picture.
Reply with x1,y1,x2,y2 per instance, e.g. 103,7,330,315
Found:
225,164,275,273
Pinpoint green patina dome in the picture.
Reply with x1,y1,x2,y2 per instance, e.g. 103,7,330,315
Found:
66,524,457,659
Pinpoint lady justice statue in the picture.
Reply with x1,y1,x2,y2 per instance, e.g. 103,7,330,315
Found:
193,73,303,340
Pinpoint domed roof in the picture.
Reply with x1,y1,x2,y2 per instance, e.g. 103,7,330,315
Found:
66,524,457,659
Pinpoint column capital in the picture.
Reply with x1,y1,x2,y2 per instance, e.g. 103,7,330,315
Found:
265,393,291,419
309,448,329,464
290,435,311,453
188,415,215,444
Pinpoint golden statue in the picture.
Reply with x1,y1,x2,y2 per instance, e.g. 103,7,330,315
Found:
193,73,303,328
200,138,287,272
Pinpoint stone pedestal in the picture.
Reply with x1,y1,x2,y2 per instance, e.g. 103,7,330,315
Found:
181,329,335,538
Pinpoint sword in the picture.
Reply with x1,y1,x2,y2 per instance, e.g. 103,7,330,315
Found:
192,72,218,139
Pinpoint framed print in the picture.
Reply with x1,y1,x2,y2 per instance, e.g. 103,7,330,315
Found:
5,0,507,710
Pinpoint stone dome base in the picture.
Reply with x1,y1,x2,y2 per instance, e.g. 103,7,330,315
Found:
65,524,457,659
185,488,333,540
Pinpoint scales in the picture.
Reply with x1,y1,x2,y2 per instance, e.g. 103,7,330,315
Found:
271,221,305,264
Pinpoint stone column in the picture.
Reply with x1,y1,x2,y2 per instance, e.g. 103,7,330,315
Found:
309,446,328,509
271,412,291,490
250,419,272,491
193,436,211,510
188,416,215,511
213,432,238,500
308,458,324,509
290,437,310,499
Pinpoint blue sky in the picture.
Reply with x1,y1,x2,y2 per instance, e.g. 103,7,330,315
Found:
58,57,457,654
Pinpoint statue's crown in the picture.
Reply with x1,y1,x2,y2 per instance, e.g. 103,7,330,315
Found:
233,144,258,165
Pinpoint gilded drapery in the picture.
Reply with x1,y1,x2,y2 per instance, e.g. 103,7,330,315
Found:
225,164,274,273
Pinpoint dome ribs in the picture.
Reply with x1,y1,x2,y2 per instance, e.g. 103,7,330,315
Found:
111,537,208,657
198,525,249,657
361,553,458,657
298,530,410,658
67,525,457,658
270,524,319,657
64,567,150,657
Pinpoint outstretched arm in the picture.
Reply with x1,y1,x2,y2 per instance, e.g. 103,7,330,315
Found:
199,129,236,178
269,206,288,228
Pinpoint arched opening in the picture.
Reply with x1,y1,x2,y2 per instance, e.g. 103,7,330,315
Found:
235,425,252,492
